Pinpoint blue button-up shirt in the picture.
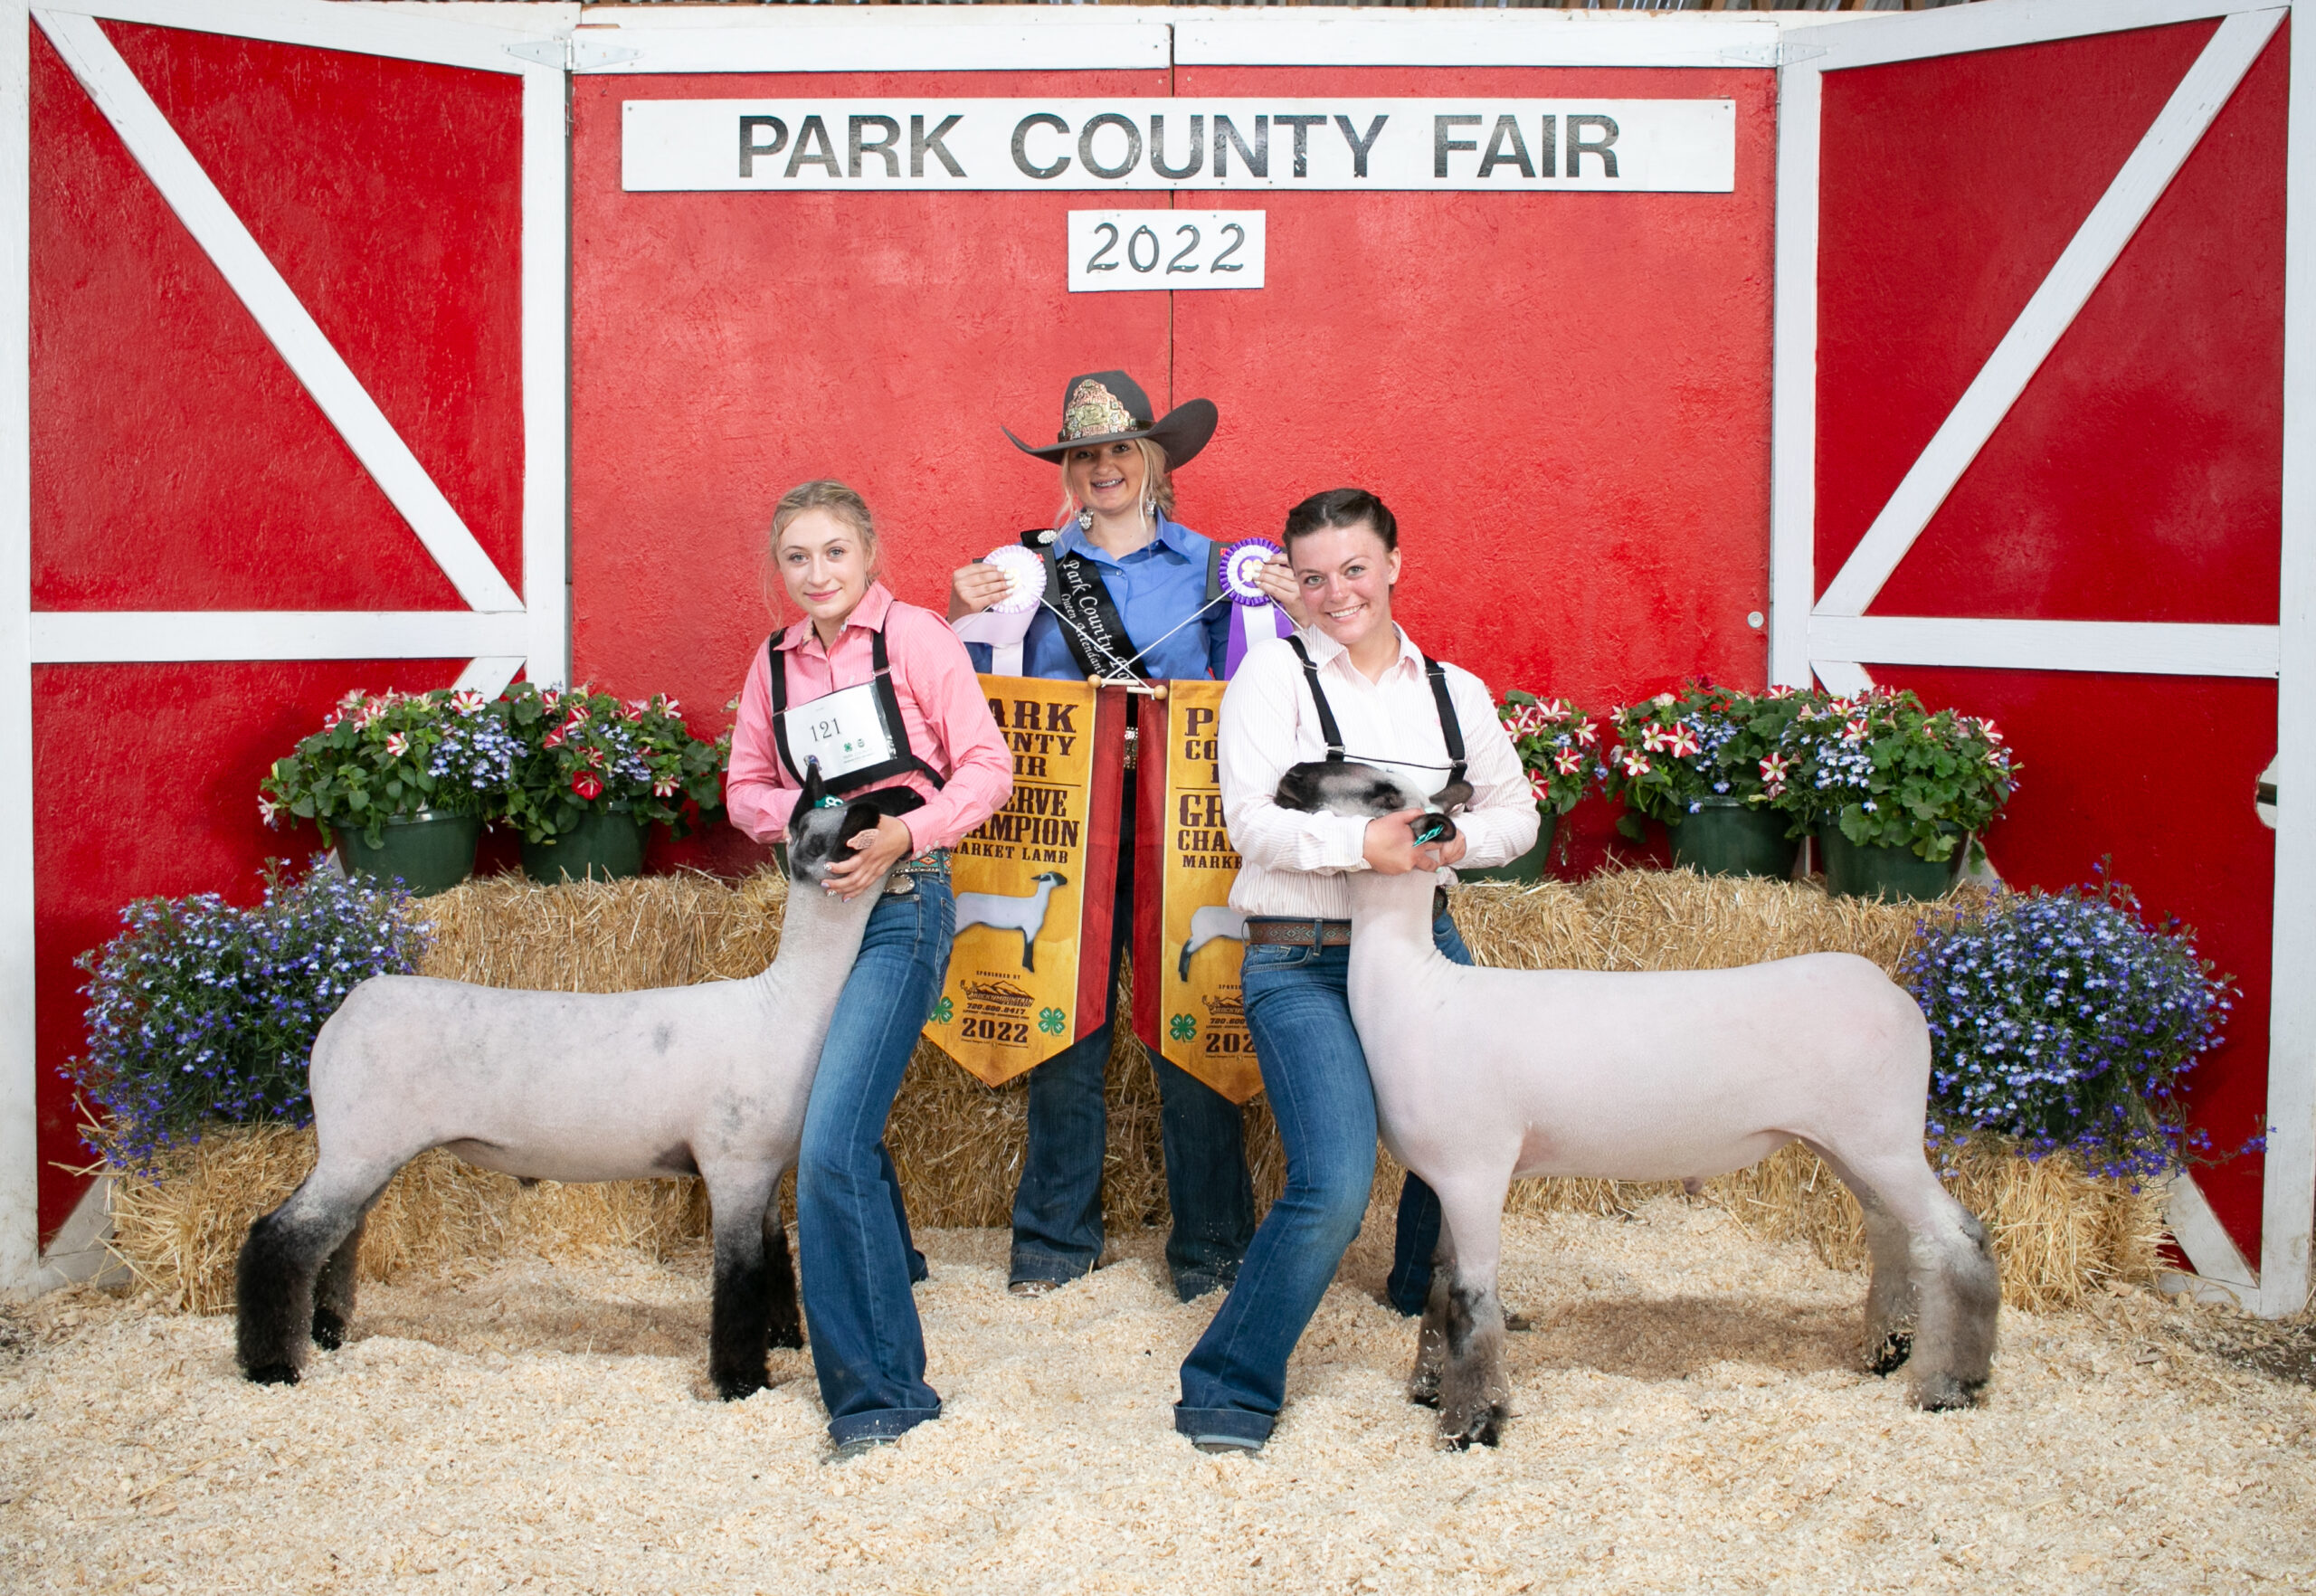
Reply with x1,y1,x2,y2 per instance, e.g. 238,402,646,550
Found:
963,513,1231,682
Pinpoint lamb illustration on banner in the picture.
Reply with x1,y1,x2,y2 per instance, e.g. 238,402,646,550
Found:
954,870,1068,973
1178,904,1248,981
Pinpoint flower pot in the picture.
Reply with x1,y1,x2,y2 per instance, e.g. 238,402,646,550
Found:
521,807,647,884
1817,824,1960,902
334,810,481,897
1668,797,1799,880
1455,807,1559,884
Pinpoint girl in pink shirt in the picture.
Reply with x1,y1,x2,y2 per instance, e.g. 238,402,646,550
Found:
727,480,1010,1458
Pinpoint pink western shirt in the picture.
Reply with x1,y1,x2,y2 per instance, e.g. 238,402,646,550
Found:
726,583,1013,852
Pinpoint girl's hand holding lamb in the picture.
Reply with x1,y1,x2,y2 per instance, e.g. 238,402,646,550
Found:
823,813,917,899
1362,809,1466,875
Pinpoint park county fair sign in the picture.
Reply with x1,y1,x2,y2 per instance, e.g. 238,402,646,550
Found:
622,100,1736,192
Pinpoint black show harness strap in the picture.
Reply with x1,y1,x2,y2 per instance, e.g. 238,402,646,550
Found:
1284,633,1468,793
766,622,948,796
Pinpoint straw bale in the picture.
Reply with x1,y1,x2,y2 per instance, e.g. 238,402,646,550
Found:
103,866,2157,1316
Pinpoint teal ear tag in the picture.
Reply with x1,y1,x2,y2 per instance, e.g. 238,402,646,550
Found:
815,795,844,810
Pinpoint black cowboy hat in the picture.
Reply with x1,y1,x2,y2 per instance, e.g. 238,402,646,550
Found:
1003,370,1218,470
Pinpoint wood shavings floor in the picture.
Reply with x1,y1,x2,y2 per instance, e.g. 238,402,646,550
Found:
5,1197,2313,1595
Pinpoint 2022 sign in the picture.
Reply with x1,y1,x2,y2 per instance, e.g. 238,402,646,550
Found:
1068,212,1267,293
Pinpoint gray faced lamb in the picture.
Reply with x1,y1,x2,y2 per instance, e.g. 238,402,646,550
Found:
234,770,909,1401
1277,761,1999,1449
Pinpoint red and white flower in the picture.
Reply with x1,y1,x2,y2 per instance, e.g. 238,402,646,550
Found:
1764,684,1794,699
653,775,679,799
451,689,486,716
571,771,603,801
1619,750,1653,778
1552,747,1584,776
1842,717,1870,743
1640,723,1668,753
1539,698,1569,721
1573,719,1599,747
1527,771,1553,804
384,732,410,757
542,727,565,750
1665,726,1702,759
258,796,278,826
1759,753,1790,784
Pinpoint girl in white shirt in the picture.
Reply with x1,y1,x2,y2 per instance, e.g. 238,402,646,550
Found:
1173,488,1537,1452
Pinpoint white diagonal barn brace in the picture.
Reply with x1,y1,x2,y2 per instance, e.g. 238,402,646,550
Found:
1815,7,2283,620
34,7,523,614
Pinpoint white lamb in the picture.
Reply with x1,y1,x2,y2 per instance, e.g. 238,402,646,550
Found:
235,774,909,1401
1280,761,2000,1448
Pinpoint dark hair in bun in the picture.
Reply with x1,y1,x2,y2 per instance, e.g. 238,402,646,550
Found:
1282,487,1398,552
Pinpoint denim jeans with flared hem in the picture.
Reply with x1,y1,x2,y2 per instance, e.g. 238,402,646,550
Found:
798,875,953,1444
1009,777,1258,1299
1174,913,1473,1430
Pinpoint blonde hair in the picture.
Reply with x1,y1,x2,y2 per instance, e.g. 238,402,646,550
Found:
764,479,879,621
1056,437,1175,527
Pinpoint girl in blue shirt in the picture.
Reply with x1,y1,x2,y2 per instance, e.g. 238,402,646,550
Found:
950,370,1259,1301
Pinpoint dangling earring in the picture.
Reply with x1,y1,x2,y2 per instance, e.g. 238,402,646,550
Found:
1077,507,1094,531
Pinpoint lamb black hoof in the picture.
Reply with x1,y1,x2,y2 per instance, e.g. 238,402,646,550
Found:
311,1309,346,1351
714,1373,768,1402
1912,1373,1987,1412
244,1363,300,1386
1439,1406,1507,1450
1866,1331,1913,1376
768,1323,804,1352
1408,1383,1440,1410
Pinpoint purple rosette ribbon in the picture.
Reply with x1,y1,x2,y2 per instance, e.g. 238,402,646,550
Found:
1220,537,1288,679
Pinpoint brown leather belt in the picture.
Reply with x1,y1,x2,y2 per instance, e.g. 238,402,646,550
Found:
1245,918,1352,947
1242,888,1451,945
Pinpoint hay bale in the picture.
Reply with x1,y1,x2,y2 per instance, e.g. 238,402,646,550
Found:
103,865,2156,1314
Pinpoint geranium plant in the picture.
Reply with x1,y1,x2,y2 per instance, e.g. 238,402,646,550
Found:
67,860,429,1173
261,689,523,850
1770,687,2016,862
1901,870,2236,1181
1494,690,1602,814
1602,683,1818,841
498,682,727,844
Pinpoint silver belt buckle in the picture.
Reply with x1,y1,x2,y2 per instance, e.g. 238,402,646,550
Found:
883,874,916,897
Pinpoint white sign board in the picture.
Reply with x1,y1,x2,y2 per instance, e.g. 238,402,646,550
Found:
1068,211,1265,292
623,100,1734,193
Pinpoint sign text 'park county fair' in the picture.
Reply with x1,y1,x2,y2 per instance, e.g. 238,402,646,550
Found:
622,100,1734,193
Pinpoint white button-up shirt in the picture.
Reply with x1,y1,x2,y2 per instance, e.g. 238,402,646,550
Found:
1220,625,1539,920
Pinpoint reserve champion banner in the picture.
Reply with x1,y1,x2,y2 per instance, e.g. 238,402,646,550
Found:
623,100,1735,193
1134,683,1262,1105
926,679,1126,1088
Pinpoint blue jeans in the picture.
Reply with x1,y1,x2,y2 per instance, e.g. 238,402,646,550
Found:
1174,910,1473,1446
797,872,953,1445
1011,776,1256,1301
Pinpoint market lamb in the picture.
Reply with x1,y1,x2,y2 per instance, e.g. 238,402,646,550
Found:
1277,761,1999,1448
235,768,910,1401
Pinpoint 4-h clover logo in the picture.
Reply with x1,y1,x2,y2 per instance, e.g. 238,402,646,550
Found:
1169,1013,1197,1043
1038,1007,1067,1036
930,996,954,1024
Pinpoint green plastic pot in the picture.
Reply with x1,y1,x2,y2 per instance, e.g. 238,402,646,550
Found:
334,810,481,898
1817,824,1960,902
1456,806,1559,884
521,807,648,884
1668,797,1799,880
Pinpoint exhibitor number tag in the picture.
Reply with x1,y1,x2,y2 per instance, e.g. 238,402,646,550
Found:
784,679,901,783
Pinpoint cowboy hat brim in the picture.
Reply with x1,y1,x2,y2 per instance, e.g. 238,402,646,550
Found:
1004,396,1218,471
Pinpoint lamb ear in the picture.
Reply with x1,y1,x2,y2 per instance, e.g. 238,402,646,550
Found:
1431,778,1476,813
836,801,885,852
798,757,823,813
1275,763,1328,812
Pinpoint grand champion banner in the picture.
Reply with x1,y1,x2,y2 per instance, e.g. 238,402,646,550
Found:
1134,682,1262,1105
623,100,1735,194
925,679,1126,1088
